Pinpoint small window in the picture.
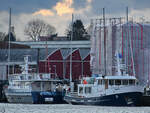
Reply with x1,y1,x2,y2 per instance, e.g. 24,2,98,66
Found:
85,87,91,94
109,80,114,85
115,80,121,85
79,87,83,94
122,80,128,85
89,78,95,84
129,80,135,85
98,80,102,84
102,80,105,85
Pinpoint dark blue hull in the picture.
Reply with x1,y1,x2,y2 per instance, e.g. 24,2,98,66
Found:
64,92,142,106
31,91,66,104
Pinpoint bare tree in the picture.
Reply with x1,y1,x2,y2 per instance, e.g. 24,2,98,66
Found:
0,32,6,41
24,19,56,41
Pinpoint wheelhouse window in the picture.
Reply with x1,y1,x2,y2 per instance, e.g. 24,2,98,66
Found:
98,80,102,85
122,80,128,85
79,87,83,94
129,80,135,85
89,78,95,84
115,80,121,85
109,80,114,85
85,87,91,94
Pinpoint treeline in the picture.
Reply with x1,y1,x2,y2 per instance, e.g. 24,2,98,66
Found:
0,19,90,41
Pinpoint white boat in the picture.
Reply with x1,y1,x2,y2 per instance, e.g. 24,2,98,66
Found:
5,55,68,104
4,56,42,103
5,75,33,103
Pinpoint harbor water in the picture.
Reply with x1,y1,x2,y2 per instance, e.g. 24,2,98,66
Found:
0,104,150,113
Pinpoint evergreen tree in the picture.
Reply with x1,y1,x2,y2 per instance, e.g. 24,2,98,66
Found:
66,19,89,40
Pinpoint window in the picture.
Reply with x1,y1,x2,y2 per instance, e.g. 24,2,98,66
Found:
79,87,83,94
98,80,102,85
129,80,135,85
109,80,114,85
115,80,121,85
122,80,128,85
102,80,105,85
85,87,91,94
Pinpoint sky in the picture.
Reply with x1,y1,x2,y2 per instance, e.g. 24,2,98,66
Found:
0,0,150,41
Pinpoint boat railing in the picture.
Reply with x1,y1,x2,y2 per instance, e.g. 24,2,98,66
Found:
66,91,78,97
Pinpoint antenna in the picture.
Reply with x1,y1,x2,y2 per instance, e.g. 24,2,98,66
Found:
103,8,107,76
8,8,11,77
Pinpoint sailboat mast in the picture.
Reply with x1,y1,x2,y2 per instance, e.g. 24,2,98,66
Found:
8,8,11,77
70,14,74,83
103,8,106,76
126,7,128,23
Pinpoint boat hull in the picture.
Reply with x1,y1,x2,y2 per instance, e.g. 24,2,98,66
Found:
141,95,150,106
31,91,66,104
64,92,142,106
5,92,32,104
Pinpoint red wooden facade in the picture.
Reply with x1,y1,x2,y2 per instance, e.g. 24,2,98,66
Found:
38,49,91,80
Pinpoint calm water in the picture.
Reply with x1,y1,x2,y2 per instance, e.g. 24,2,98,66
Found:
0,103,150,113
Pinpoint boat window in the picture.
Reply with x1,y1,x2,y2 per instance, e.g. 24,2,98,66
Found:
122,80,128,85
28,76,32,80
20,76,24,80
89,78,95,84
98,80,102,85
109,80,114,85
85,87,91,94
115,80,121,85
102,80,105,85
129,80,135,85
79,87,83,94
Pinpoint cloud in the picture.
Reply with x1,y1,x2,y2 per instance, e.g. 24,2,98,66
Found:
87,0,92,3
2,0,150,42
130,8,150,22
0,0,94,41
33,9,54,16
53,0,74,16
0,10,72,41
32,0,74,17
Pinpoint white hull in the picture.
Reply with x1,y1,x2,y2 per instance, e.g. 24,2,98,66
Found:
5,92,32,104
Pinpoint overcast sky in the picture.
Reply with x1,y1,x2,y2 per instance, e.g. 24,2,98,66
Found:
0,0,150,40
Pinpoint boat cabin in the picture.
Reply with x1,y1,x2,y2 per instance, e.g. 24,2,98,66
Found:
78,75,138,97
31,79,64,92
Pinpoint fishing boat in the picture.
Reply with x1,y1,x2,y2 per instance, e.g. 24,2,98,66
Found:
64,54,143,106
64,14,144,106
4,55,40,103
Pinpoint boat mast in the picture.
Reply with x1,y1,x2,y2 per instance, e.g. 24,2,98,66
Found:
126,7,135,76
126,7,128,23
8,8,11,78
70,14,73,83
103,8,106,76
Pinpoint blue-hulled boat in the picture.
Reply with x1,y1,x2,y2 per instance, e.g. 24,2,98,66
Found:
64,75,143,106
31,79,67,104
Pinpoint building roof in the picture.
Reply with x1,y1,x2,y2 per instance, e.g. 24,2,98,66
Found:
0,48,90,63
0,40,91,64
11,40,90,48
0,41,30,49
